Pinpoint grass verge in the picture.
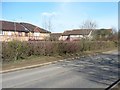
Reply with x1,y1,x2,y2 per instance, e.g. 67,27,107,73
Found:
2,47,117,71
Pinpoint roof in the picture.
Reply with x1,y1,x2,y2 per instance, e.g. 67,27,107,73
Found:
50,33,62,37
62,29,93,36
0,20,50,33
20,23,51,33
50,33,62,40
0,20,29,32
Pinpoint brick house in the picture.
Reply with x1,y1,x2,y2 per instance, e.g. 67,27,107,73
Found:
20,22,51,40
59,29,93,41
59,29,113,41
0,20,51,41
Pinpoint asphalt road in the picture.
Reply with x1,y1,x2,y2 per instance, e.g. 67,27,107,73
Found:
1,51,119,88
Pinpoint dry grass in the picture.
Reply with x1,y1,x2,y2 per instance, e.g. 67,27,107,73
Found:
2,48,117,71
2,55,64,70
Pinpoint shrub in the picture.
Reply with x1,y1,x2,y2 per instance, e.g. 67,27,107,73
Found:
2,40,116,63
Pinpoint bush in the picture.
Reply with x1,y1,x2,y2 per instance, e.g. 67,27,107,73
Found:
2,40,116,63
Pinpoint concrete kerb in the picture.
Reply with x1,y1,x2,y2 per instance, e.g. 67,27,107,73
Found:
0,59,67,73
0,54,99,73
1,50,116,73
1,56,83,73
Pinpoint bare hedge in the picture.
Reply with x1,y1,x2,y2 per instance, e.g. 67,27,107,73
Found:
2,40,116,62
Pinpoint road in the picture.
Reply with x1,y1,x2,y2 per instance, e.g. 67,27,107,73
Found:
1,51,119,88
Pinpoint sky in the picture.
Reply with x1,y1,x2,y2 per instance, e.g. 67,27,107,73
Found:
1,2,118,33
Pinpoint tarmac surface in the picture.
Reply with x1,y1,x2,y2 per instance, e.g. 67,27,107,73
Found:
1,51,119,88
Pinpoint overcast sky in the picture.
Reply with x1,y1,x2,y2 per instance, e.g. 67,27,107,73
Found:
2,2,118,32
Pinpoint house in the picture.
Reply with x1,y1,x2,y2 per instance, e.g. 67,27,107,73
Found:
59,29,93,41
20,22,51,40
0,20,51,41
50,33,62,41
0,20,29,41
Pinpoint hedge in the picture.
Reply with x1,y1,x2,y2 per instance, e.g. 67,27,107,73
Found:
2,40,116,63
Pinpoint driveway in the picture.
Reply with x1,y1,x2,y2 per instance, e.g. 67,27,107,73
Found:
1,51,119,88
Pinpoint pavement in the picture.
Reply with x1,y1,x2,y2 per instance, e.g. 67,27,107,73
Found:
1,50,119,88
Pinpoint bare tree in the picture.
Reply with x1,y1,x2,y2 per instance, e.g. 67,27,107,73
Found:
42,15,54,32
80,20,97,29
79,20,97,51
79,19,97,39
41,15,54,55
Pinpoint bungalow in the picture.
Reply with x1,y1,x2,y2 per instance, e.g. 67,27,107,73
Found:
59,29,93,41
20,22,51,40
0,20,51,41
50,33,62,41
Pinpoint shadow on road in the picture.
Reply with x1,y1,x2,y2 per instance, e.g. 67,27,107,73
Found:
58,53,120,86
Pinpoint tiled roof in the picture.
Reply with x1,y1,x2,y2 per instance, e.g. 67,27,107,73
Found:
20,23,51,33
0,20,50,33
0,20,29,32
62,29,93,36
50,33,62,40
50,33,62,37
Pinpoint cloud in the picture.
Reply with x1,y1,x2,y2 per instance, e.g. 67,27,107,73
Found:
41,12,57,17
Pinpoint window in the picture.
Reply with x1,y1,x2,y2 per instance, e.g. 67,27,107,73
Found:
34,32,39,36
25,32,28,36
2,31,5,35
8,31,12,36
18,32,22,36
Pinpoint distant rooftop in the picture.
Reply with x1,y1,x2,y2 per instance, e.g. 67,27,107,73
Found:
0,20,51,33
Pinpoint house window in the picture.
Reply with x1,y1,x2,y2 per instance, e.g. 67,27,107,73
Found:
2,31,5,35
25,32,28,36
8,31,12,36
34,32,39,36
18,32,22,36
